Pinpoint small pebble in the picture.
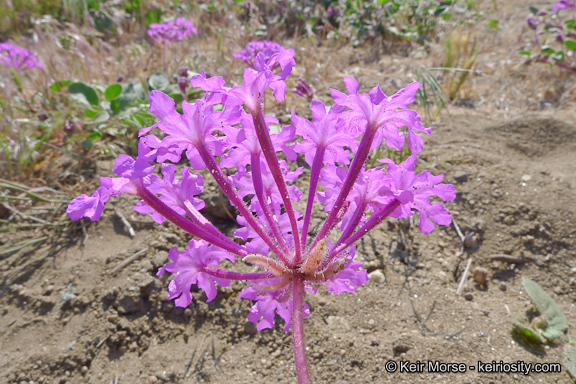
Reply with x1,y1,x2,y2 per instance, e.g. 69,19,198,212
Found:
454,171,468,182
367,269,385,284
464,293,474,301
472,267,489,286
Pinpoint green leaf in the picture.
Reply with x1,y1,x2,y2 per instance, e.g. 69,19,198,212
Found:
111,82,147,113
522,277,568,339
486,19,498,29
529,6,539,15
104,84,122,102
147,73,170,92
168,93,184,105
84,109,99,118
145,8,162,26
566,19,576,30
564,347,576,381
92,111,111,123
49,80,70,92
541,328,564,340
89,130,102,140
512,320,546,344
565,40,576,51
540,45,556,55
69,82,99,106
81,140,93,148
519,50,532,56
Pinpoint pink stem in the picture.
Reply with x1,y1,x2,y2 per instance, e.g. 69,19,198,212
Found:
308,124,376,251
196,145,287,258
292,275,311,384
203,266,270,281
250,153,292,262
335,200,367,248
299,146,325,255
137,185,247,256
251,109,302,260
331,198,401,257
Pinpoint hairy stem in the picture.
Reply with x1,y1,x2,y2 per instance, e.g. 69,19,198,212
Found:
203,266,270,281
331,198,401,257
292,275,311,384
299,146,325,256
197,145,287,259
335,200,367,248
250,153,291,262
308,124,376,251
137,185,247,256
251,109,301,260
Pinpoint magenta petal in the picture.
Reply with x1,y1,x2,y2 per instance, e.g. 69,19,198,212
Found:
343,76,359,95
66,193,105,221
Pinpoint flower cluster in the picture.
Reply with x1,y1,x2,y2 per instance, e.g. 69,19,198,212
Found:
551,0,576,13
524,1,576,72
67,46,455,383
147,17,198,45
233,40,286,70
0,43,44,71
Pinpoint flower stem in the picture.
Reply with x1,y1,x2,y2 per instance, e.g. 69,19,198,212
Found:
308,124,376,252
331,198,401,257
203,266,270,281
137,185,247,256
335,200,367,248
292,275,311,384
197,145,286,258
299,146,325,256
252,109,301,260
250,153,291,262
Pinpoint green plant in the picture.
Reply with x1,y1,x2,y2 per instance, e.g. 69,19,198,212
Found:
522,4,576,72
512,277,574,379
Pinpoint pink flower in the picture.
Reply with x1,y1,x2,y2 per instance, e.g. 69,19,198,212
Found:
157,240,234,305
331,77,430,153
147,17,198,44
0,43,44,70
239,286,310,331
379,155,456,233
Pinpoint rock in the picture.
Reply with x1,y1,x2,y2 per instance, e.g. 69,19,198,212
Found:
464,234,478,248
115,289,143,314
244,321,258,335
44,285,55,296
472,267,488,286
454,171,469,182
521,174,532,182
393,343,410,355
464,293,474,301
367,269,385,284
133,273,160,299
522,235,535,245
326,316,350,330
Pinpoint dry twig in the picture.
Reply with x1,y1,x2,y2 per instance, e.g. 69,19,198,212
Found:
489,254,535,264
114,208,135,238
456,258,473,296
111,247,149,274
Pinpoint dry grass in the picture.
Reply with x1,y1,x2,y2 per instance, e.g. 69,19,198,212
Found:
2,0,576,183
